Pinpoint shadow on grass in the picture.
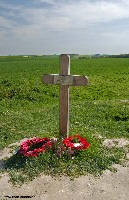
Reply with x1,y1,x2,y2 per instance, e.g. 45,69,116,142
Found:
0,159,6,170
5,153,28,170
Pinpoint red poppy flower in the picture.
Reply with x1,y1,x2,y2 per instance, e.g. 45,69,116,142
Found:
19,137,51,157
18,135,90,157
63,134,90,150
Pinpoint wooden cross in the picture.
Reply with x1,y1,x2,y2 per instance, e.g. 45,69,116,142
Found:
42,54,88,138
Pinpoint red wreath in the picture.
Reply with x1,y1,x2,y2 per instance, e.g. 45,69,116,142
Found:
63,134,90,150
18,135,90,157
19,137,52,157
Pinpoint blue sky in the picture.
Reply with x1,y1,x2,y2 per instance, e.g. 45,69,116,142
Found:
0,0,129,55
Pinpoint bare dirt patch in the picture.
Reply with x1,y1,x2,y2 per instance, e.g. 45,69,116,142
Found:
0,162,129,200
103,138,129,148
0,139,129,200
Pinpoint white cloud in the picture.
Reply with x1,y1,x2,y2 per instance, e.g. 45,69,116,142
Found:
57,0,129,25
39,0,56,4
1,1,129,33
23,1,129,34
0,16,16,29
0,30,6,39
102,30,129,40
1,0,129,55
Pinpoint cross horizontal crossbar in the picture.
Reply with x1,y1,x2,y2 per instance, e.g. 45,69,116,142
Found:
42,74,88,86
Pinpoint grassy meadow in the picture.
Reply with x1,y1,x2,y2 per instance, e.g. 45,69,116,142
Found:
0,56,129,184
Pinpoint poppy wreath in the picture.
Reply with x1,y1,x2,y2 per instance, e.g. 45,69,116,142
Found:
63,134,90,150
18,137,52,157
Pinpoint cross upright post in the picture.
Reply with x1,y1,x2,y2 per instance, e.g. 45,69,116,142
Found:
59,54,70,137
42,54,88,138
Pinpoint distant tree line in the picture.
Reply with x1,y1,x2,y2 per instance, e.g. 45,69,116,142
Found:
79,54,129,59
109,54,129,58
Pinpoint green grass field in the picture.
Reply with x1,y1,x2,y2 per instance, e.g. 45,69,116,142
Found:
0,56,129,184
